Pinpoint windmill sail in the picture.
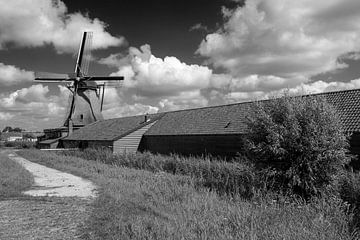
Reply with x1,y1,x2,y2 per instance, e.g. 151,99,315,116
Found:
82,31,92,76
75,31,93,77
34,31,124,134
35,72,70,81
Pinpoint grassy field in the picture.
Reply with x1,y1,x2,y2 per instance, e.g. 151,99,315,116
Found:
18,149,358,239
0,150,33,199
61,149,255,198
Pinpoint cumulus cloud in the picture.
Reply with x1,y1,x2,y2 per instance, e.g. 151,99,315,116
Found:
0,112,13,121
102,102,159,119
189,23,209,32
0,63,34,86
0,0,125,53
106,45,212,97
0,84,69,129
197,0,360,86
213,78,360,104
4,0,360,129
99,44,213,112
99,31,360,116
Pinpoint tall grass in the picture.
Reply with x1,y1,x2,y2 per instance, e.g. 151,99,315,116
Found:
18,149,358,239
61,148,255,199
0,151,33,198
337,171,360,232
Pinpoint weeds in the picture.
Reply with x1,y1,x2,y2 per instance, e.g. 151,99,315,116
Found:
61,148,255,199
18,149,359,239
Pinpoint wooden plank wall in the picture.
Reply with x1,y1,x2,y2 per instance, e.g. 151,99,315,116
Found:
349,133,360,169
113,121,157,154
140,134,244,158
62,140,112,149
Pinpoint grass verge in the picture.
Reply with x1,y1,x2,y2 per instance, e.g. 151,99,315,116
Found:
61,149,255,199
18,149,358,239
0,150,33,199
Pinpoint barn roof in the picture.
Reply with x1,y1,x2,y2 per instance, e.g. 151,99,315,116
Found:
63,88,360,141
64,113,163,141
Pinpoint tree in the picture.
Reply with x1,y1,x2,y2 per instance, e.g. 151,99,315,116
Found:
12,127,22,132
244,94,351,198
2,126,23,132
2,126,12,132
23,133,35,139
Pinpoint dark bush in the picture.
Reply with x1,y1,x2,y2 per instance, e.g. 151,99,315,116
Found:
4,141,16,147
244,94,351,198
3,141,35,149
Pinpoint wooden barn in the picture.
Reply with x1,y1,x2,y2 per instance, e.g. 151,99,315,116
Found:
62,89,360,160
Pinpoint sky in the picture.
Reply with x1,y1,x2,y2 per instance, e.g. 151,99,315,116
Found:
1,0,360,131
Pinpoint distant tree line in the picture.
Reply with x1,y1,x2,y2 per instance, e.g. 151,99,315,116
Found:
2,126,23,133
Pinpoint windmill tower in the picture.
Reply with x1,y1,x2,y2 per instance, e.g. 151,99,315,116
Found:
36,32,123,148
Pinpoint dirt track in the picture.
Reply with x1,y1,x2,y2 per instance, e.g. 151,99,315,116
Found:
7,152,97,198
0,150,97,239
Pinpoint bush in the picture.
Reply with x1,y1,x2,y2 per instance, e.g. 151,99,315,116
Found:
4,141,35,149
244,93,351,198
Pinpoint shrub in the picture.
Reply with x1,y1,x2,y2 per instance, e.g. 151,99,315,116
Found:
4,141,36,149
244,93,351,198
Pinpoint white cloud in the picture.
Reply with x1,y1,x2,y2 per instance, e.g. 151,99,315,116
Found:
0,112,13,121
4,0,360,130
98,53,130,68
102,103,159,119
0,0,125,53
287,79,360,95
109,44,212,97
189,23,209,32
0,63,34,86
0,84,69,129
99,44,213,113
216,78,360,104
100,34,360,116
197,0,360,85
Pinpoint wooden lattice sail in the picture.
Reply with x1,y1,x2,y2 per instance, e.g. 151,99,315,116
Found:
35,32,124,132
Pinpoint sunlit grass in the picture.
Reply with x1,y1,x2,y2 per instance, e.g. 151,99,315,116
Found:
18,149,358,239
0,151,33,198
61,148,255,199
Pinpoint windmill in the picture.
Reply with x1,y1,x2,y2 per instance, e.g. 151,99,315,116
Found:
35,31,123,135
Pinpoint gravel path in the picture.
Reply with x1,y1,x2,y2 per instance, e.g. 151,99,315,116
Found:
0,150,97,239
7,152,97,199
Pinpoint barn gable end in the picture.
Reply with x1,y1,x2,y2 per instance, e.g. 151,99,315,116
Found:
114,121,158,154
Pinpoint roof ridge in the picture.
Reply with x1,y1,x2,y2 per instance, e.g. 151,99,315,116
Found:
112,114,164,141
106,88,360,120
62,87,360,141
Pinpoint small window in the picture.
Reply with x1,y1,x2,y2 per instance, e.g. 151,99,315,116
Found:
80,114,84,121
